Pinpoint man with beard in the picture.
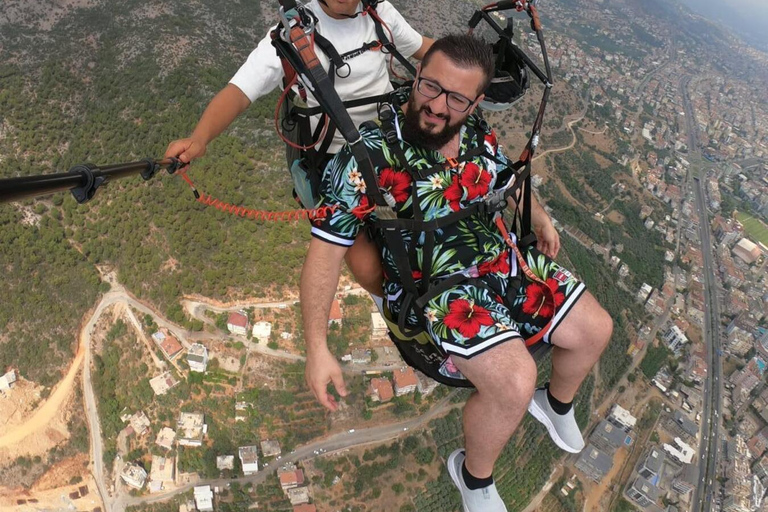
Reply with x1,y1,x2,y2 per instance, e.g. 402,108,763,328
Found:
300,34,612,512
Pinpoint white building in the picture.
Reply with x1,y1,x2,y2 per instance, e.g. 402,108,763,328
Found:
260,439,282,458
216,455,235,471
239,445,259,476
371,312,388,340
187,344,209,373
0,369,17,392
663,437,694,465
120,463,148,490
663,325,689,353
149,372,179,396
177,412,206,447
227,312,249,335
251,321,272,344
608,404,637,432
155,427,176,450
148,455,175,493
194,485,214,512
637,283,653,303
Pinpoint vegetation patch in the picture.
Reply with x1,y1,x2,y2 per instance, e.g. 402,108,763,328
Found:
736,211,768,246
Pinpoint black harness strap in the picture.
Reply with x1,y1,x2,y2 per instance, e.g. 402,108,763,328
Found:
368,6,417,76
353,97,534,339
290,93,391,117
340,40,382,61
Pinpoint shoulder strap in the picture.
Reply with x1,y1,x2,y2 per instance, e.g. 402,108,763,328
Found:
364,3,417,77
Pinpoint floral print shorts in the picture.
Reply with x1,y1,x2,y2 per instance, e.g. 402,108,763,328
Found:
421,246,586,361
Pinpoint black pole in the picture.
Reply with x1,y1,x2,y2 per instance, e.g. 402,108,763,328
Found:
0,158,183,204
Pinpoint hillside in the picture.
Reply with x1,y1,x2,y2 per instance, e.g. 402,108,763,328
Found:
0,0,585,384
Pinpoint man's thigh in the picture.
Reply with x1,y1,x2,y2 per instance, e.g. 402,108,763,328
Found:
546,290,609,351
423,282,521,359
421,281,535,391
507,246,587,344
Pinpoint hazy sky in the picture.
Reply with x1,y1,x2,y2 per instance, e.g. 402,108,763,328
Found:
679,0,768,48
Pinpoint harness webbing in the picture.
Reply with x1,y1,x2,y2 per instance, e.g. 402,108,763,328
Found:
267,0,557,362
272,0,416,170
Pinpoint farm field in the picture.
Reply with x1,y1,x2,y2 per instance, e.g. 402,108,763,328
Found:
736,211,768,246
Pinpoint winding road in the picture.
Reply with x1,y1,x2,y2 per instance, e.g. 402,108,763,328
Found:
532,114,585,162
1,280,464,512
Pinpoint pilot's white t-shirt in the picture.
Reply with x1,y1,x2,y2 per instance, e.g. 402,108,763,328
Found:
230,0,423,153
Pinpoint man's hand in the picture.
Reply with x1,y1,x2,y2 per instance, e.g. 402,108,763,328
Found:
534,215,560,259
305,348,348,411
164,84,251,165
165,137,207,165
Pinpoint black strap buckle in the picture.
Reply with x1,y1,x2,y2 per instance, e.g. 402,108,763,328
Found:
376,204,398,221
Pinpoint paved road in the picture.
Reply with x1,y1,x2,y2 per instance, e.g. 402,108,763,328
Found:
116,391,462,511
681,74,724,512
82,292,120,512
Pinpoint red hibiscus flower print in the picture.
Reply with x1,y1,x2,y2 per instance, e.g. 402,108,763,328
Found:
379,168,412,203
459,162,491,200
351,195,372,220
478,250,510,276
443,175,463,211
484,130,498,151
443,299,494,339
412,270,423,280
521,278,565,319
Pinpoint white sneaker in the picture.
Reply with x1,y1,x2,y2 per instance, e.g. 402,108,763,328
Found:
528,387,585,453
447,449,508,512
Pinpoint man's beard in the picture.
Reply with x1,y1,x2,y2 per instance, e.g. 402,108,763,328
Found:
401,94,465,151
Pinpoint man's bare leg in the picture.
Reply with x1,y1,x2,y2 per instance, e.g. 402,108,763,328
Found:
451,340,538,478
547,291,613,403
345,232,384,296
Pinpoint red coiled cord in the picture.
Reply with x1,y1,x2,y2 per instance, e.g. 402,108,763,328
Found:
176,168,338,222
274,73,331,151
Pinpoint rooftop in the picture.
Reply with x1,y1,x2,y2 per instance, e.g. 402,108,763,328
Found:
329,299,342,321
228,312,248,328
369,377,394,402
393,367,419,390
187,343,207,358
239,445,259,464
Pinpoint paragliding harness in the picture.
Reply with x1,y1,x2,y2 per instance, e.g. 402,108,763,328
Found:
270,0,555,386
270,0,417,209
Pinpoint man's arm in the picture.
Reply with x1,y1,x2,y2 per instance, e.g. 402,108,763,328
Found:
301,238,350,411
507,192,560,259
164,84,251,164
530,194,560,258
166,29,283,164
411,36,435,60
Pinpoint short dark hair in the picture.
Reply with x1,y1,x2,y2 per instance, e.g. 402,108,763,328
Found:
420,34,495,95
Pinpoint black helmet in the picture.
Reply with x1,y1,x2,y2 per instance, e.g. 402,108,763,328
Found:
480,38,530,111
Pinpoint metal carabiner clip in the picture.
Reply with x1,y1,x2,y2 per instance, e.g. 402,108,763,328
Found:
278,2,316,44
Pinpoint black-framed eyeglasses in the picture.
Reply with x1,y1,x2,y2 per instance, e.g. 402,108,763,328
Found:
415,77,478,113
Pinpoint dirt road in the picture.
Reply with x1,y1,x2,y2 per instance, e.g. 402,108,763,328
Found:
532,115,585,162
0,337,84,449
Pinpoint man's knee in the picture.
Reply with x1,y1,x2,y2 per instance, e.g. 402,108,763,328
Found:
483,346,537,408
591,302,613,353
555,292,613,354
454,340,538,407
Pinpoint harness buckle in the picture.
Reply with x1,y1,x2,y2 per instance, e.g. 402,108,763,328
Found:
376,205,398,221
444,157,459,169
483,189,508,213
